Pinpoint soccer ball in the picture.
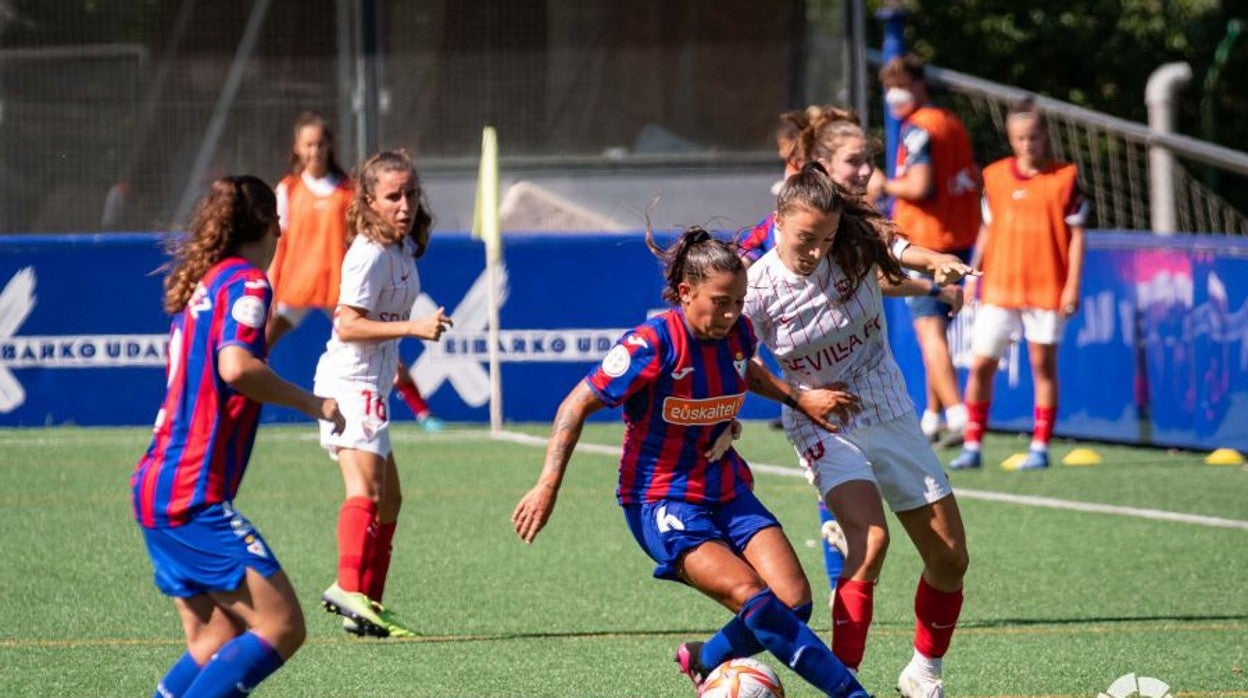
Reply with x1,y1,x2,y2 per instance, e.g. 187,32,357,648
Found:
698,658,785,698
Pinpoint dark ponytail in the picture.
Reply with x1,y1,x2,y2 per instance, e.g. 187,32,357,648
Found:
645,225,743,304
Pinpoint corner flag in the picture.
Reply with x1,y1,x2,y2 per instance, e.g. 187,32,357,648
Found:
472,126,501,264
471,126,504,431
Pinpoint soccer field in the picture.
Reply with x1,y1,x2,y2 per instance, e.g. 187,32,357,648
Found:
2,422,1245,697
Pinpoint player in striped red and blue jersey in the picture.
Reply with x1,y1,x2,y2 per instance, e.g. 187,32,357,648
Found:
132,176,344,698
513,227,868,698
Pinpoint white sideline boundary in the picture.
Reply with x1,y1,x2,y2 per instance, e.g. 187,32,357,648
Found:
492,429,1248,532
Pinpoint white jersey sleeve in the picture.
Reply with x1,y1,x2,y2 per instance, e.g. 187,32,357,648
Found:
275,180,290,231
338,238,389,313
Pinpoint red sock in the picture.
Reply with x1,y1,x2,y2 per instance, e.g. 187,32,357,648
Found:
964,400,989,448
363,520,397,602
395,380,430,420
914,576,963,659
336,496,377,594
1033,404,1056,448
831,578,875,670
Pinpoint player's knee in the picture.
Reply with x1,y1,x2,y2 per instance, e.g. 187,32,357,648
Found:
723,578,769,610
265,607,307,658
926,542,969,583
769,575,812,611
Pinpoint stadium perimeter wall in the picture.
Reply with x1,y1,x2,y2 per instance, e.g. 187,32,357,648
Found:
1,231,1244,452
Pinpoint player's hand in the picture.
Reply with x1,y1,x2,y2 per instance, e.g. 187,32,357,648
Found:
1060,288,1080,318
962,274,980,306
930,254,976,285
409,307,454,341
512,483,558,544
316,397,346,436
938,285,964,316
797,384,861,432
703,419,743,462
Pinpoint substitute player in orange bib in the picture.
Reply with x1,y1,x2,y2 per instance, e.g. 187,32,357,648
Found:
879,54,982,447
949,97,1087,471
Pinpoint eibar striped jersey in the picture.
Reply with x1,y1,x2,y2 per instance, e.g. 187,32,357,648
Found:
585,309,756,506
314,235,420,386
744,250,915,450
132,258,271,528
738,212,778,264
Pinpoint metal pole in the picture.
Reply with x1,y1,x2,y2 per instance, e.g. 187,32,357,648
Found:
335,0,356,166
355,0,381,157
171,0,272,225
876,5,907,180
1145,62,1192,235
851,0,869,129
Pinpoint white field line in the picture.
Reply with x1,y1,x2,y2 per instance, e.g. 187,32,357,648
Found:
491,430,1248,532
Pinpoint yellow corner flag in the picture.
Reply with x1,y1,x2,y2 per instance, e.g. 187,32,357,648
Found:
471,126,501,264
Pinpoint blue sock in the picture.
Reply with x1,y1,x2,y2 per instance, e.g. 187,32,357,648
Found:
740,589,867,698
155,652,201,698
182,632,284,698
700,600,814,668
818,500,844,590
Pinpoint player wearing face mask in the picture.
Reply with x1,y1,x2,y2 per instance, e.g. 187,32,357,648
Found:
878,53,981,448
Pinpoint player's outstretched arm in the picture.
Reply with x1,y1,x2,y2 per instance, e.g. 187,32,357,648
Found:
746,358,862,431
512,382,603,544
896,244,977,285
218,346,345,434
332,304,453,343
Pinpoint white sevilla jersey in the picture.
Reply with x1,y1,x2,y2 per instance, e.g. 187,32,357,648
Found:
315,235,420,386
744,249,916,438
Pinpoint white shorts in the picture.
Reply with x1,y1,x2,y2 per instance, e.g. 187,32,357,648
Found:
314,377,392,458
792,413,952,513
971,303,1066,360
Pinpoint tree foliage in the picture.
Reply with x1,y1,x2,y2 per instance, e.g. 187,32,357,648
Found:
870,0,1246,150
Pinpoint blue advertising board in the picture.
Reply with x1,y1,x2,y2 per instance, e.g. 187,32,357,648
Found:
1,230,1245,452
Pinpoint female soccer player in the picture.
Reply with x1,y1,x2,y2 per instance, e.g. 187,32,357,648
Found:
132,175,344,697
746,106,969,633
744,163,973,696
266,112,443,430
315,150,453,638
878,54,981,446
512,227,870,698
948,97,1087,471
266,111,353,347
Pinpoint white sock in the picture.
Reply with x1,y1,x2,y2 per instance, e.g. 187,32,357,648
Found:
963,441,981,453
920,410,943,437
944,403,968,432
910,648,943,679
1029,441,1049,453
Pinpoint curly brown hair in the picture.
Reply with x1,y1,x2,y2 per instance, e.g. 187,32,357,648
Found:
163,175,277,314
776,162,904,301
345,149,433,257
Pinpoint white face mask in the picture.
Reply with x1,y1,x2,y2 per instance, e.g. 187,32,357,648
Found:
885,87,915,110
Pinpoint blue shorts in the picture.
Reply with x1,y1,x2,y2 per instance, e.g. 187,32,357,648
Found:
622,490,781,582
906,247,972,320
140,502,283,598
